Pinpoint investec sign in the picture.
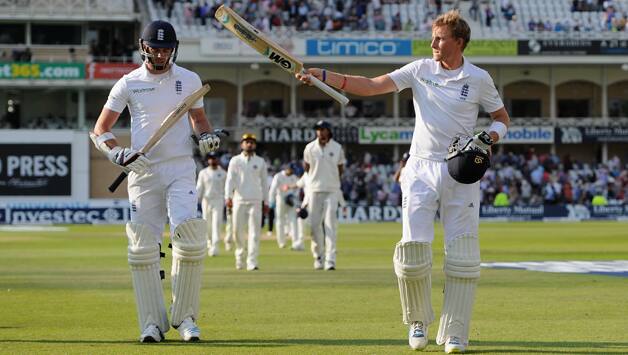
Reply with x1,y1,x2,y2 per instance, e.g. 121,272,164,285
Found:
306,39,412,56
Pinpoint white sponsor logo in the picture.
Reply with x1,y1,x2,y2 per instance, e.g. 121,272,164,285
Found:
157,29,164,41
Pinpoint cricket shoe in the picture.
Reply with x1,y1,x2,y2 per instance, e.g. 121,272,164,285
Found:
177,317,200,342
408,321,428,350
140,324,163,343
444,336,465,353
208,246,219,257
314,258,324,270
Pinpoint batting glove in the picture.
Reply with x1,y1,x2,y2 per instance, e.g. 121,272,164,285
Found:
198,132,221,155
108,146,151,176
470,131,494,151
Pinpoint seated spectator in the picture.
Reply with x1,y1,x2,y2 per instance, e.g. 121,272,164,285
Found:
374,10,386,30
391,12,402,31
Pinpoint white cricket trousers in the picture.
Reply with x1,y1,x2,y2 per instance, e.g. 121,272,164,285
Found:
128,157,198,240
275,199,298,248
400,156,480,244
202,198,224,251
232,201,262,269
309,191,339,267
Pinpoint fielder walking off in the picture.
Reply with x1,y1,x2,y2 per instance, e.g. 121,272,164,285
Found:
225,133,269,271
303,120,346,271
91,20,221,342
297,10,510,353
268,164,299,249
197,152,227,256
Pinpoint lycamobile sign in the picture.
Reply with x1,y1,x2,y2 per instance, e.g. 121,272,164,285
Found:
0,62,85,79
359,127,414,144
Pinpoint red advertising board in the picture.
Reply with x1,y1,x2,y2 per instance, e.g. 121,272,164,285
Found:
86,62,139,79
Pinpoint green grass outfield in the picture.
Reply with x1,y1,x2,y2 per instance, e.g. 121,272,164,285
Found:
1,222,627,354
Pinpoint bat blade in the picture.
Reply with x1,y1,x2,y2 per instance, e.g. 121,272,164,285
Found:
215,6,348,105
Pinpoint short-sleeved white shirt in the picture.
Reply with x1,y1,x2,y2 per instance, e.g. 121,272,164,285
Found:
388,58,504,161
104,63,204,163
303,138,345,192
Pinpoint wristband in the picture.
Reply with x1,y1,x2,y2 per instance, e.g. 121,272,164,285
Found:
321,69,327,83
488,121,507,141
340,75,347,90
96,131,116,146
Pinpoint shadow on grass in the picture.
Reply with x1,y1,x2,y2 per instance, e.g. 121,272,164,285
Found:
1,339,627,352
468,340,628,354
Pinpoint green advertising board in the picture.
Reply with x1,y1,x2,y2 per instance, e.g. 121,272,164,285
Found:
0,62,85,79
359,127,414,144
412,40,517,56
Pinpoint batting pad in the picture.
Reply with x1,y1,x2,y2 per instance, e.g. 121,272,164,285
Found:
170,218,207,327
126,223,170,334
436,234,481,346
393,241,434,325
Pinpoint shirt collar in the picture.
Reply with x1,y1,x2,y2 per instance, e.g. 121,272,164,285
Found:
139,63,177,82
433,56,470,80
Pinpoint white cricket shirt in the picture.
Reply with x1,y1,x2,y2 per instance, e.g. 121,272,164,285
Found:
303,138,345,192
388,58,504,161
104,63,204,163
269,171,298,204
225,153,268,203
196,166,226,201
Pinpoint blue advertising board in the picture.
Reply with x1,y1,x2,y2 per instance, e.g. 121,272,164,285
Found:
306,39,412,56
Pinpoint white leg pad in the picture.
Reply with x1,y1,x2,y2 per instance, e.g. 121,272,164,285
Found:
436,234,481,346
171,218,208,327
394,242,434,325
126,223,170,334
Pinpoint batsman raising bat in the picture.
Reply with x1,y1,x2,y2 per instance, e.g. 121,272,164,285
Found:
91,20,221,343
297,10,510,353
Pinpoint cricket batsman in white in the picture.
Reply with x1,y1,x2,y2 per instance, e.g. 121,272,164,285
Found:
197,152,227,256
268,164,299,249
298,10,510,353
91,20,221,342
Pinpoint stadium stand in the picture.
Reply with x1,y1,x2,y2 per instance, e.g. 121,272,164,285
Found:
147,0,627,38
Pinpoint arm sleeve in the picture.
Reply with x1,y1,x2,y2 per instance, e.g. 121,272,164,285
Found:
268,175,278,204
303,144,311,164
261,161,269,204
196,170,205,197
337,146,346,165
296,175,305,189
478,71,504,113
191,74,204,109
225,161,235,199
387,60,421,92
104,77,129,113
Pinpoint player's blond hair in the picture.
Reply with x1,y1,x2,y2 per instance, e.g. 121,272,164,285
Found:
432,10,471,51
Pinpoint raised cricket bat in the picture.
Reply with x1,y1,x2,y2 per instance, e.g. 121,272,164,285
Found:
215,5,349,106
108,83,211,192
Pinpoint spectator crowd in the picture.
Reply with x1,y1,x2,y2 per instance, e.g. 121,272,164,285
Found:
199,149,628,208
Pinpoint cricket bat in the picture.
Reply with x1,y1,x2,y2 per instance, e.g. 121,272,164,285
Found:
108,83,211,192
215,5,350,106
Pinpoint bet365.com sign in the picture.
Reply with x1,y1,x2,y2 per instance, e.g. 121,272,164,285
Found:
0,62,85,79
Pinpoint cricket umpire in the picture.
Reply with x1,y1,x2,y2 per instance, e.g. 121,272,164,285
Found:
303,120,346,271
297,10,510,353
91,20,221,342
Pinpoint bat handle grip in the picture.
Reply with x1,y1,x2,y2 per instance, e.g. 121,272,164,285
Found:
108,171,128,193
309,74,350,106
